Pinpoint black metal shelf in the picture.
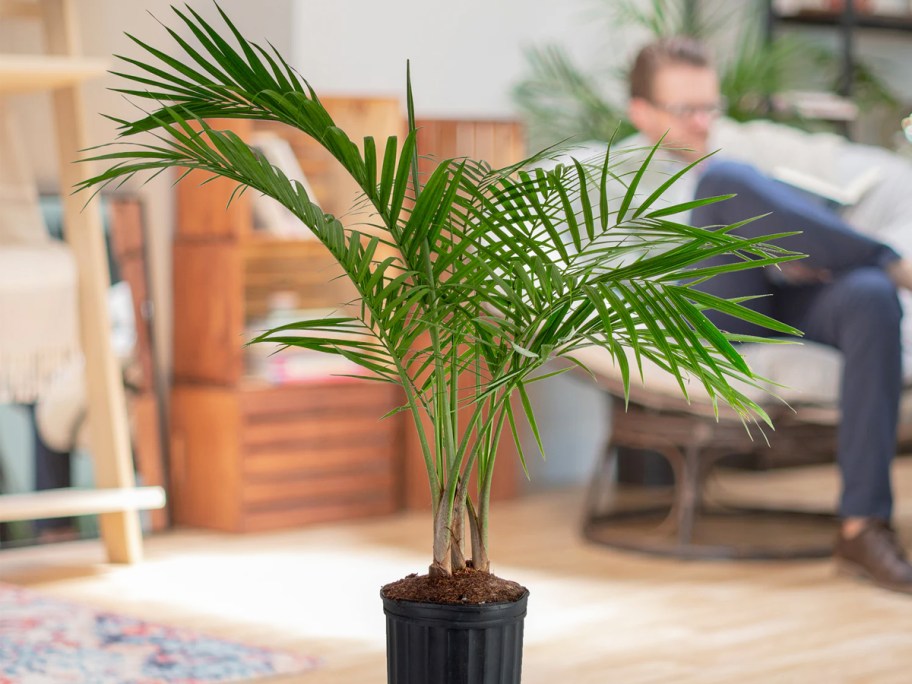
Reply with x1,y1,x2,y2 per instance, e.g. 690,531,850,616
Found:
776,9,912,32
766,0,912,113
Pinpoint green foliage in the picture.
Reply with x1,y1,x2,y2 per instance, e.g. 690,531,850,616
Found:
513,0,900,146
79,3,802,577
512,45,636,151
604,0,713,38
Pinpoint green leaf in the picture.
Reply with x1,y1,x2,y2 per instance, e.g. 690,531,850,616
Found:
517,383,545,462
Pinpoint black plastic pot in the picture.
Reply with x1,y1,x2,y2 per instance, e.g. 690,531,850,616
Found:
381,590,529,684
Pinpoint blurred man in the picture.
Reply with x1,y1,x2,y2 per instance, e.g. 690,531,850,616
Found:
624,36,912,594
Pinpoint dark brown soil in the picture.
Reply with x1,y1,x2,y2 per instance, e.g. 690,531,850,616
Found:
381,567,527,605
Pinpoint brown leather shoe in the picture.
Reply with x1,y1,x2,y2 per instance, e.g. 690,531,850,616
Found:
834,520,912,595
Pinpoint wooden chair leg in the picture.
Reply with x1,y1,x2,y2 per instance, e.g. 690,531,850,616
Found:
583,441,618,524
675,444,703,547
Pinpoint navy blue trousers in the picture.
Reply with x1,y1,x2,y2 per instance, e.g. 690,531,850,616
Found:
691,160,902,520
29,404,74,533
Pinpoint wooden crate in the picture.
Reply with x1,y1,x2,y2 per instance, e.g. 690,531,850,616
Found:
170,379,404,532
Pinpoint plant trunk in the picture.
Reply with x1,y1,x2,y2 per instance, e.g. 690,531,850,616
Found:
451,496,467,571
467,499,490,573
430,495,454,577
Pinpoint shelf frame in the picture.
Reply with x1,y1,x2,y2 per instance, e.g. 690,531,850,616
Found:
0,487,166,523
0,0,156,563
0,54,108,94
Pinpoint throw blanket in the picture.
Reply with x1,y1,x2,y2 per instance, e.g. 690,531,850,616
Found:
0,103,81,403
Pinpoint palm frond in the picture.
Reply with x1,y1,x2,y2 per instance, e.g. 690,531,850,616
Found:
79,3,808,576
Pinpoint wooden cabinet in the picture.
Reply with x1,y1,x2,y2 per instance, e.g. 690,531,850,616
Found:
170,105,407,531
171,380,402,532
170,107,528,530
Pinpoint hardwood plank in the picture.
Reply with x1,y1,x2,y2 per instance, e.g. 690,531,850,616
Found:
242,238,358,319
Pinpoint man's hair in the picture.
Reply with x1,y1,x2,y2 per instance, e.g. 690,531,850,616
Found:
628,37,713,101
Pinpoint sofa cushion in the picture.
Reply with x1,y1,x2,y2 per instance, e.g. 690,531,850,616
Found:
570,339,841,415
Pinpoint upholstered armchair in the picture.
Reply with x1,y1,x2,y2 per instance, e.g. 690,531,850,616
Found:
579,119,912,560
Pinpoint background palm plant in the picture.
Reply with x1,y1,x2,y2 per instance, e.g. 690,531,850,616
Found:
514,0,899,149
80,4,802,582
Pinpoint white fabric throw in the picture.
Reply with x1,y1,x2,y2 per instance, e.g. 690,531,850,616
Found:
0,103,81,403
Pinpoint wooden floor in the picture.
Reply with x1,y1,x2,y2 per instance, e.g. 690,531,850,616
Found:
4,461,912,683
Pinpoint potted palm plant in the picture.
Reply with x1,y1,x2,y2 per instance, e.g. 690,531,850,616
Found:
79,5,801,683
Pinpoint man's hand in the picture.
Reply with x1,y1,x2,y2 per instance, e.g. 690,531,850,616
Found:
887,258,912,292
774,262,832,285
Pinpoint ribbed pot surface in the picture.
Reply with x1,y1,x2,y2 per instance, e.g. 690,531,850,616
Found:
382,590,529,684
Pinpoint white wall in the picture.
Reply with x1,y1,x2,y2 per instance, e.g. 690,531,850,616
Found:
290,0,628,118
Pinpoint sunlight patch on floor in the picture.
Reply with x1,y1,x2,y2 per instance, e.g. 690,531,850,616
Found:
43,542,432,647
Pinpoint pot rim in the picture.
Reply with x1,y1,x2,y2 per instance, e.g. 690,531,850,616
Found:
381,589,529,626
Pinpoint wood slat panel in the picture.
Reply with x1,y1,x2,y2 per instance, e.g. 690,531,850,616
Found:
240,381,400,418
455,121,475,161
0,1,44,19
492,123,522,167
244,444,396,479
401,119,527,510
415,119,525,174
244,271,340,288
241,470,396,506
240,496,397,532
242,237,358,321
243,414,392,448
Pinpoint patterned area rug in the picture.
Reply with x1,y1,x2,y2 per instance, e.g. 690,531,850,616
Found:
0,582,319,683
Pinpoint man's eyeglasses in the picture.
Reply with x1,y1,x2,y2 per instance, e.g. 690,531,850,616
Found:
650,98,728,119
